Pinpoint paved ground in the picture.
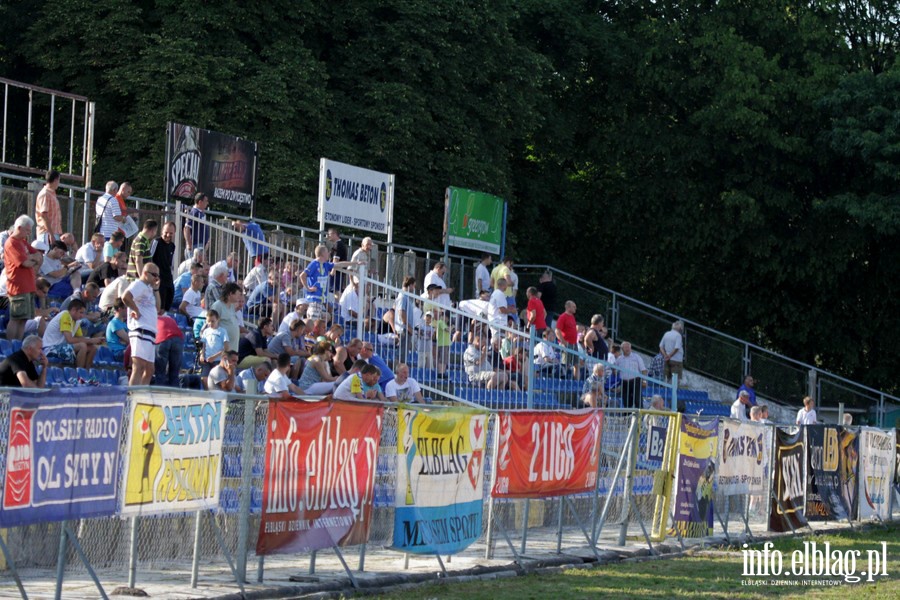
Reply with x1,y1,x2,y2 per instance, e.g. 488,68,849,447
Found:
0,516,863,600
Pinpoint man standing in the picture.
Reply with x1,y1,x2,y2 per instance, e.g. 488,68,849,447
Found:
731,390,751,421
737,375,757,407
474,253,492,297
0,335,48,388
94,181,118,236
583,314,609,366
537,270,558,322
350,237,375,282
617,341,647,409
127,219,158,280
555,300,579,378
154,313,185,387
35,169,61,245
152,221,177,311
659,320,685,385
327,228,348,293
183,192,210,260
394,276,417,362
4,215,43,340
123,263,161,385
424,261,454,308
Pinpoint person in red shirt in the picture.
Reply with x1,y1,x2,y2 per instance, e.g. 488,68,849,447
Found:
554,300,579,378
525,286,547,337
154,314,185,387
4,215,44,340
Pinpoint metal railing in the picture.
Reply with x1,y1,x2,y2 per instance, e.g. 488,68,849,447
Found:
2,168,895,425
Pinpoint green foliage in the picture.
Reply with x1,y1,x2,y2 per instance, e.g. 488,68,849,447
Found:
1,0,900,392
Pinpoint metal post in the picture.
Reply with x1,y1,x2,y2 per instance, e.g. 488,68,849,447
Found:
520,500,530,555
48,94,55,170
807,369,817,403
484,414,500,559
54,522,67,600
671,374,679,411
26,89,32,168
618,413,639,546
190,511,202,587
527,326,536,409
127,516,139,588
357,265,367,342
837,402,845,426
235,398,256,582
593,415,636,545
555,498,565,553
174,199,184,266
610,292,619,341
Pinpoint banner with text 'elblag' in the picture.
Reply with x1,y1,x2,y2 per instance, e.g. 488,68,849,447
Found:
0,388,125,527
491,409,602,498
445,186,505,254
256,400,383,555
319,158,393,235
857,428,894,521
716,419,770,497
392,405,488,555
120,391,227,516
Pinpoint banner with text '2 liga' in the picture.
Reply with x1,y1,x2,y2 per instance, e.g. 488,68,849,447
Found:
392,405,489,555
0,387,125,527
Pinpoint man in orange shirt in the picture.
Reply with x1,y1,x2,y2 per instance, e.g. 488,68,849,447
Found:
35,169,62,245
4,215,44,340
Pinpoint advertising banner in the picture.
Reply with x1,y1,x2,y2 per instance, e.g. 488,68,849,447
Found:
769,427,808,532
839,427,859,520
716,419,770,496
257,400,382,555
857,428,894,520
120,391,227,516
894,436,900,506
0,388,125,527
492,409,602,498
673,417,718,537
167,122,257,209
392,405,488,555
445,186,505,254
319,158,392,235
806,426,848,521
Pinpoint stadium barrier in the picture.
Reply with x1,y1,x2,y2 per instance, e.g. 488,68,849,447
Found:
0,385,898,598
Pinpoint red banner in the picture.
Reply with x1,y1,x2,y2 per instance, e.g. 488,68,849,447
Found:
256,400,383,555
492,409,603,498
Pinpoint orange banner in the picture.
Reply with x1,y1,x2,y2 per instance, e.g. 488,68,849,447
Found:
492,410,603,498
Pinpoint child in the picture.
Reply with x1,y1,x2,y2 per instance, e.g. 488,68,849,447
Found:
433,312,451,376
416,312,435,370
199,309,229,379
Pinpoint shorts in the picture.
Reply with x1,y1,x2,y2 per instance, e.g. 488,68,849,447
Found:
560,343,577,366
129,334,157,362
10,293,36,320
468,370,495,385
306,302,323,320
46,343,75,363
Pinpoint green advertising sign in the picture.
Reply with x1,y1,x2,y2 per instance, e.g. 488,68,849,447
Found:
445,186,505,254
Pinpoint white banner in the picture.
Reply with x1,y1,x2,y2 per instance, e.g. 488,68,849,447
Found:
716,419,771,496
120,391,227,516
857,428,894,520
318,158,393,235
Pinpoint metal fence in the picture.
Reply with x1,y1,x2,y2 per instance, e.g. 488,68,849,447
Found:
2,167,897,423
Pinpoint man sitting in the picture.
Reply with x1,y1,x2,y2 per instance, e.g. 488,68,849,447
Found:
208,350,239,392
41,298,103,368
236,361,272,394
463,335,507,390
264,353,305,397
385,363,425,403
333,364,385,401
0,335,49,388
40,240,83,299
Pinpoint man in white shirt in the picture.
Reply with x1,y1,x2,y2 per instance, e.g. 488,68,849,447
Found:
385,363,424,403
423,261,453,308
122,263,160,385
731,390,751,421
488,278,513,347
474,253,492,297
75,233,105,278
340,281,360,326
99,274,131,312
179,274,205,319
617,342,647,409
659,320,684,385
796,396,817,425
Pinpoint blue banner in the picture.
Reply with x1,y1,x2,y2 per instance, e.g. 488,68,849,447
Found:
1,387,126,527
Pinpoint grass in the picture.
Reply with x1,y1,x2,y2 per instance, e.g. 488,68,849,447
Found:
373,524,900,599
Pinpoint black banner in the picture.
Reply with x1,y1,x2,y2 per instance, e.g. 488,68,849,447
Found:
806,426,849,521
838,427,859,521
894,436,900,505
167,122,257,209
769,427,807,532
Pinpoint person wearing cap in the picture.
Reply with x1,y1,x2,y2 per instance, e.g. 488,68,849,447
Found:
423,261,454,308
39,239,83,299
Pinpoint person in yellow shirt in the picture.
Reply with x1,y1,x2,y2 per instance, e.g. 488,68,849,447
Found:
41,298,103,368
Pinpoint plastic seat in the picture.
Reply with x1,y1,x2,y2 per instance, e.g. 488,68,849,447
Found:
11,339,23,353
173,313,189,329
48,367,64,385
63,367,78,384
94,346,116,366
76,367,90,382
0,339,12,357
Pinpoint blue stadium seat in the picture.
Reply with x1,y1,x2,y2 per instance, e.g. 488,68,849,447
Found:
173,313,189,329
0,339,12,358
64,367,78,384
76,367,90,382
48,367,65,386
11,339,23,353
94,346,116,366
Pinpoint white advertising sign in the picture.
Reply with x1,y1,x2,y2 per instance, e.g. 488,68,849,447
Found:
318,158,394,236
